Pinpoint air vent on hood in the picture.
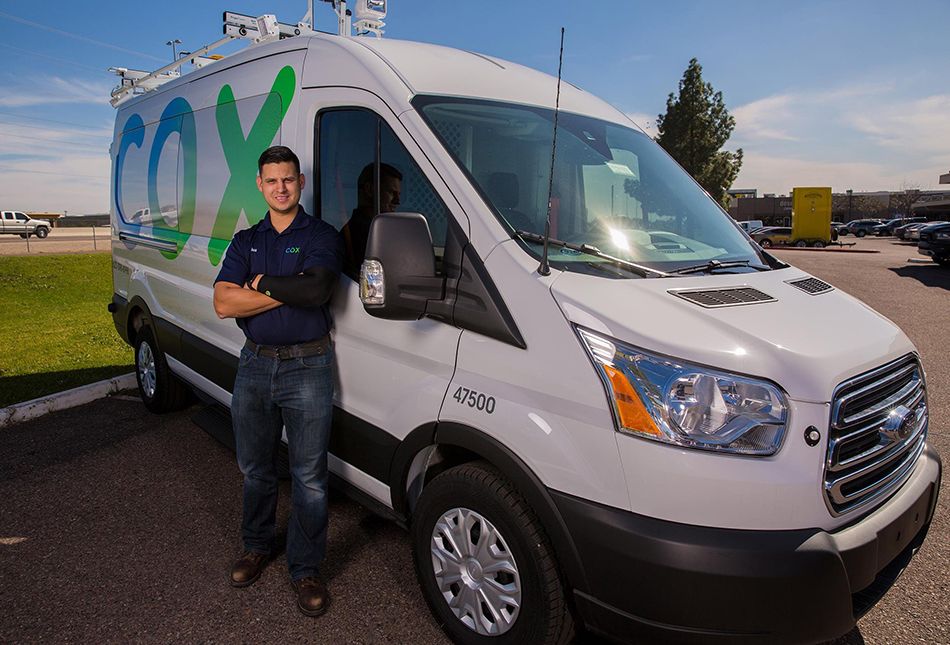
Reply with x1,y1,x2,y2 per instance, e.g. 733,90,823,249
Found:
669,286,776,308
787,277,834,295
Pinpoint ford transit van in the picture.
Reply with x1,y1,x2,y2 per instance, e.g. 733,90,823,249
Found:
108,11,940,644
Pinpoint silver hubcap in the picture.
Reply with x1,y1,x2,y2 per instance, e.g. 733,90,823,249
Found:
137,341,157,398
430,507,521,635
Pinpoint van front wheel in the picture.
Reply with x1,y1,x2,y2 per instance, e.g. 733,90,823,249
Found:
134,325,191,413
412,462,573,645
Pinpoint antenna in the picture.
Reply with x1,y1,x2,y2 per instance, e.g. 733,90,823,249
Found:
538,27,565,277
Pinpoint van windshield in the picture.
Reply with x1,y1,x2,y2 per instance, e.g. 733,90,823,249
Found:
416,96,768,276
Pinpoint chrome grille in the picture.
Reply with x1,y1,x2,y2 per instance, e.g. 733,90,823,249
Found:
825,354,928,516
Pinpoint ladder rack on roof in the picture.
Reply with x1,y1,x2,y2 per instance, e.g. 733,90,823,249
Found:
108,1,388,108
108,12,310,108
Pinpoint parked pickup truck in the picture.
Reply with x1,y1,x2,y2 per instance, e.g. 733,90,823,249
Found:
0,210,51,238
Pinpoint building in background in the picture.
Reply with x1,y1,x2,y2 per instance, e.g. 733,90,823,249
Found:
728,188,950,224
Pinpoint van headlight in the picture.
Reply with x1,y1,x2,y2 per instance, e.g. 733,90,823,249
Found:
576,327,788,455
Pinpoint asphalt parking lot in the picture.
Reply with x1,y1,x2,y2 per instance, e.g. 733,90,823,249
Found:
0,236,947,644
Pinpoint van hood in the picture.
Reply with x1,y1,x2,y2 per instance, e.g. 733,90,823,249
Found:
550,267,915,402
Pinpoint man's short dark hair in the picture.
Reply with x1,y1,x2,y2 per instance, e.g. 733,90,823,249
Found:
258,145,300,175
357,162,403,190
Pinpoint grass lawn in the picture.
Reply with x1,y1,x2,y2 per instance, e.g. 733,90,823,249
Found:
0,253,133,407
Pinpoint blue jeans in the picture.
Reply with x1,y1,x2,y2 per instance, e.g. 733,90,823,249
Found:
231,344,334,581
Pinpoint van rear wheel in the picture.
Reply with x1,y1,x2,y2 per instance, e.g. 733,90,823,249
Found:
412,462,573,645
134,325,191,413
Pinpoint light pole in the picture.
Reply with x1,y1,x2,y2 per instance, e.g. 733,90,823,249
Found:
166,38,182,62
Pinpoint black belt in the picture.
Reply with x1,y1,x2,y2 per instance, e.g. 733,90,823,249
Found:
244,335,331,359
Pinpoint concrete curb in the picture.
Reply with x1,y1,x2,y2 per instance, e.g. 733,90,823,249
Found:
771,246,880,253
0,373,137,429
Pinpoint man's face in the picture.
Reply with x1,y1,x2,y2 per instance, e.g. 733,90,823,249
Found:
257,161,304,217
380,176,402,214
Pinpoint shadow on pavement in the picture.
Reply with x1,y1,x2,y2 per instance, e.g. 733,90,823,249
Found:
889,265,950,290
0,396,168,482
0,365,132,408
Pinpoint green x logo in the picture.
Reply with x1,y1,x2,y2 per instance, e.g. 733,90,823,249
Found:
208,65,296,265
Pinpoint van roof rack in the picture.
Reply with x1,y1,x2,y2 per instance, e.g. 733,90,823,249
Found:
108,2,387,108
108,11,312,108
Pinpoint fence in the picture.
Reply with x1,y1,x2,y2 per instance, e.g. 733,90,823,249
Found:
0,226,110,255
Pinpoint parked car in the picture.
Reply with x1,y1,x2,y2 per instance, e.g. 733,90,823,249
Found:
845,219,885,237
895,222,924,240
750,226,792,247
907,222,941,241
917,222,950,266
882,216,926,236
872,218,901,236
0,210,51,238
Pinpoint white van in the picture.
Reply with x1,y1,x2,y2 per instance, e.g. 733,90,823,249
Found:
108,10,941,645
738,219,764,233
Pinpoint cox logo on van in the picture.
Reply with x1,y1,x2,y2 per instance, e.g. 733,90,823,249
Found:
115,66,296,264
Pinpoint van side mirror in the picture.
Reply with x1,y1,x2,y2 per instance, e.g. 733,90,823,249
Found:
359,212,444,320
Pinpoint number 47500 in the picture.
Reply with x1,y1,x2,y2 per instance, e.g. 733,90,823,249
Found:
452,386,496,414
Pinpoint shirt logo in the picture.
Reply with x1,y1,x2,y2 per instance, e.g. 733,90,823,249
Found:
286,246,300,254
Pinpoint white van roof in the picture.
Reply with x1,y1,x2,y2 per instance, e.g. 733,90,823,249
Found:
118,32,635,128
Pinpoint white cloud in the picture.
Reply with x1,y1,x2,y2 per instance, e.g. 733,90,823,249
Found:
0,134,111,213
849,94,950,157
0,75,112,107
729,84,950,192
732,94,799,142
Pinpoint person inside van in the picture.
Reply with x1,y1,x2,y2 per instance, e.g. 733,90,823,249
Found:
340,162,402,278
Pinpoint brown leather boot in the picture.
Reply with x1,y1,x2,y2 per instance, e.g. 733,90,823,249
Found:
229,551,269,587
291,576,329,617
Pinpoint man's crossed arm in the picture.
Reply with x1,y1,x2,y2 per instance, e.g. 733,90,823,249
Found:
213,266,338,319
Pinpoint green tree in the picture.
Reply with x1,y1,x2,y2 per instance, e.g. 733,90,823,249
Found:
655,58,743,206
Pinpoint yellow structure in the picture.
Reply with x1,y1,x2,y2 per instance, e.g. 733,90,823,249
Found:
791,187,832,246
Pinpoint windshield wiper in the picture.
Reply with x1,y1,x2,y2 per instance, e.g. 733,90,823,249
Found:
672,259,771,275
514,230,672,278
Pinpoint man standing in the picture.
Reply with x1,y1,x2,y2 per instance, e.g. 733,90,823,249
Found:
213,145,342,617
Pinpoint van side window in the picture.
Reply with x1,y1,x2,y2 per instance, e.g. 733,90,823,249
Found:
318,108,450,280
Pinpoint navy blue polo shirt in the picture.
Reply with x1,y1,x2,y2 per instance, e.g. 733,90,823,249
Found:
215,208,342,346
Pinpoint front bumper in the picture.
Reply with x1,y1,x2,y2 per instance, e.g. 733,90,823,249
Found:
918,240,949,259
554,445,941,644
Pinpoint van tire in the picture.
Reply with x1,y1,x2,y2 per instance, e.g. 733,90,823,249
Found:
35,227,49,238
134,325,191,413
760,239,773,248
812,240,825,248
795,240,808,247
411,461,573,645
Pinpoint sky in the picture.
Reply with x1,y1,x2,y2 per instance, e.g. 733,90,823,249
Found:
0,0,948,214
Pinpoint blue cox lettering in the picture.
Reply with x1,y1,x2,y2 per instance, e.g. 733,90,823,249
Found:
285,246,300,254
